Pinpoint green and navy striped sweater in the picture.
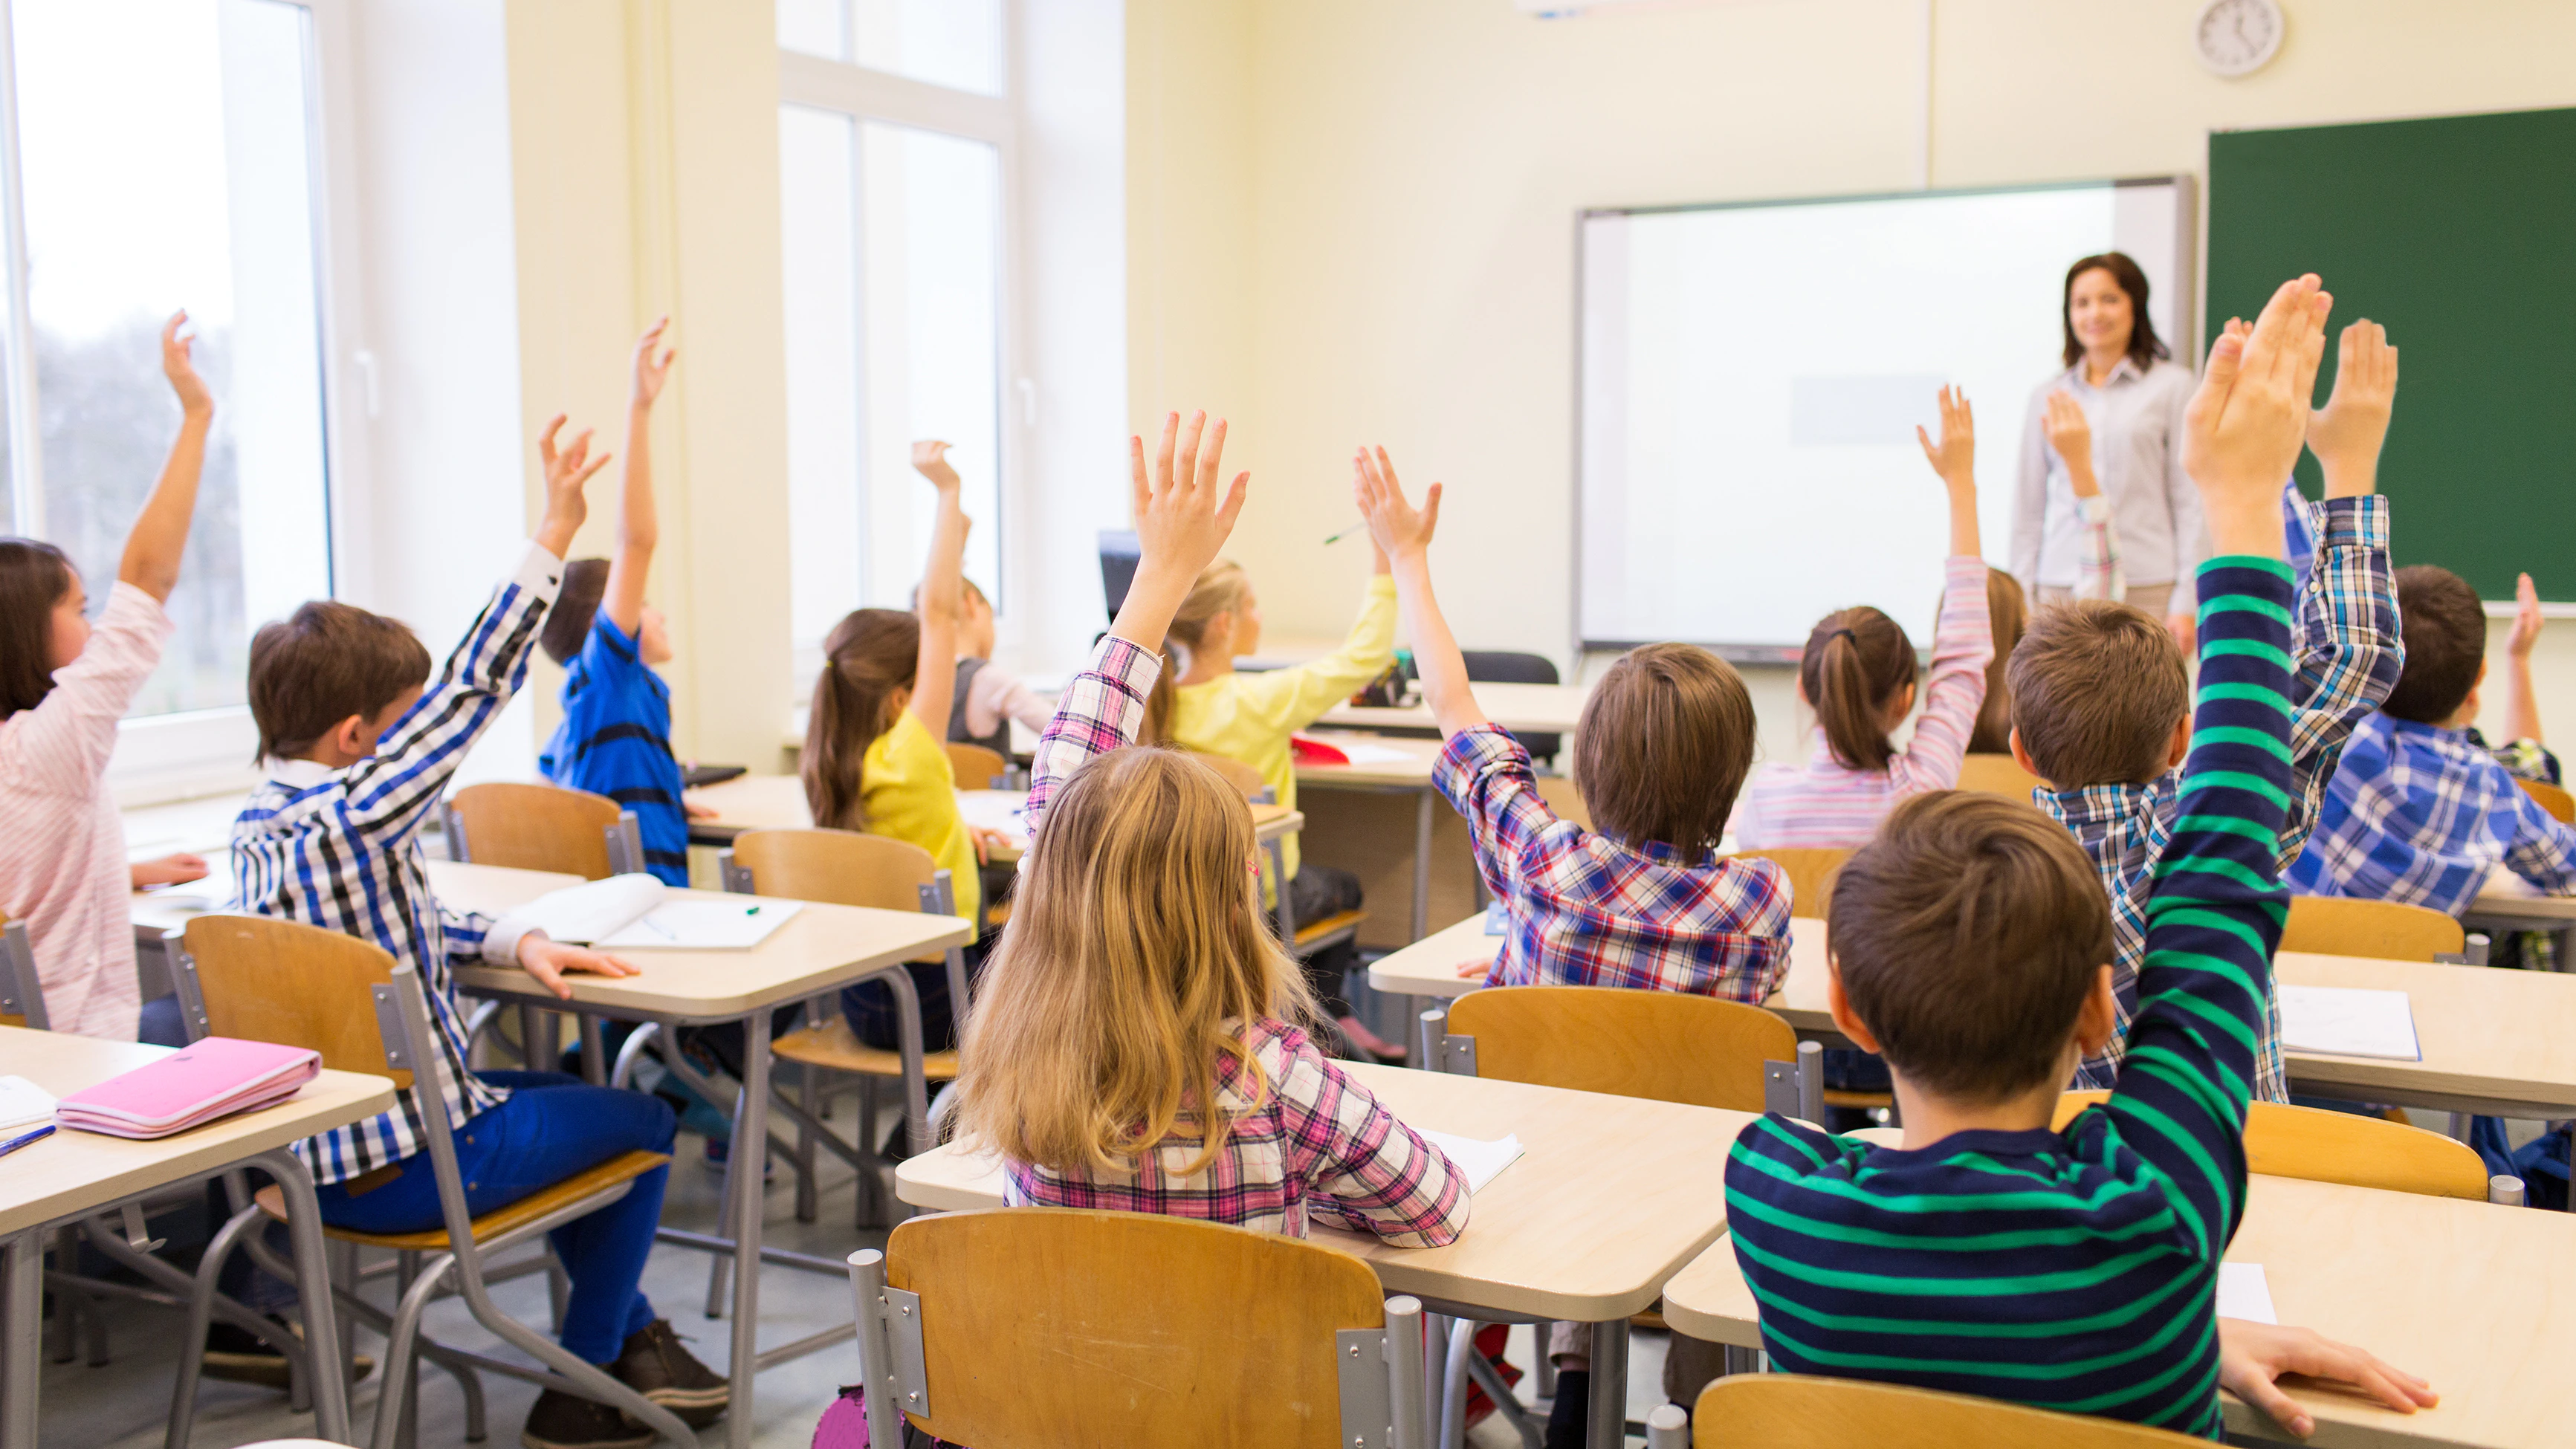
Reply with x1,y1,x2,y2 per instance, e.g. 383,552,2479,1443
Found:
1726,556,2296,1438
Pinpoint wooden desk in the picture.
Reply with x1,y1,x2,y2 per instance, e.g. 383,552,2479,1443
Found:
0,1026,395,1449
682,774,1300,862
896,1060,1753,1449
1295,733,1451,945
1318,681,1591,737
433,859,968,1449
1662,1173,2575,1449
1375,915,2576,1119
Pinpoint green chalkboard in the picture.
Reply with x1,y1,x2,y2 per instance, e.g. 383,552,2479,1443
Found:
2208,107,2576,601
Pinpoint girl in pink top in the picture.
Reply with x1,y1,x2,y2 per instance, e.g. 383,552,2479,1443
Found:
0,314,214,1039
1733,387,1993,853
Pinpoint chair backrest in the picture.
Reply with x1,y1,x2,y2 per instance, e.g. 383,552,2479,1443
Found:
1449,985,1794,1112
943,741,1009,791
2515,775,2575,824
881,1209,1389,1448
1689,1374,2207,1447
2279,895,2463,962
1955,752,2047,799
0,915,46,1030
728,827,936,912
2051,1092,2488,1199
1734,848,1850,919
1185,749,1267,801
176,913,412,1090
444,781,624,879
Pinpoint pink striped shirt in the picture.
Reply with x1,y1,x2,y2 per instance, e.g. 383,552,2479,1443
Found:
0,582,171,1039
1731,555,1993,851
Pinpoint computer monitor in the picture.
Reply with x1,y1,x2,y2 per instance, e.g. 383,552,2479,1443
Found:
1098,531,1141,623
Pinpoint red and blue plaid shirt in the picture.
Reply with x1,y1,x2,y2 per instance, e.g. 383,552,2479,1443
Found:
1435,724,1792,1000
1009,634,1467,1246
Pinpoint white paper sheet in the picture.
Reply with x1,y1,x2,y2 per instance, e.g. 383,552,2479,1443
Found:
596,899,804,950
1331,742,1419,766
1418,1129,1526,1194
955,791,1032,846
2277,985,2422,1061
2217,1262,2277,1325
0,1075,56,1132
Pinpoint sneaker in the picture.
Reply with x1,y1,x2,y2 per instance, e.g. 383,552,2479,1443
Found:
521,1389,655,1449
202,1316,375,1390
610,1318,731,1428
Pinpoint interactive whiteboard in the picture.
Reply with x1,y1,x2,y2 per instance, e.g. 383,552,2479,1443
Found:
1578,178,2192,656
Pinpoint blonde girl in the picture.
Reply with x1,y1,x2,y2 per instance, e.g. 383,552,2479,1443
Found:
956,410,1466,1244
803,441,1005,1050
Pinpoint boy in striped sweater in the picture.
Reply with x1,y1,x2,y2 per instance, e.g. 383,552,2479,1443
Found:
1724,276,2436,1439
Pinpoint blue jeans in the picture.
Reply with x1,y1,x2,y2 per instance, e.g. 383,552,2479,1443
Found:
313,1072,676,1364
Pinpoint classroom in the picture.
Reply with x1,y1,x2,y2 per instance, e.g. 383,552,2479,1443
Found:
5,1,2575,1447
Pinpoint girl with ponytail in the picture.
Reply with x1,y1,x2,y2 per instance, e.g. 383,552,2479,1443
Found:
1733,386,1995,853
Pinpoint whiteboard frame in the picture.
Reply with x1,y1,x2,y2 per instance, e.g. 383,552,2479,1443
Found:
1571,175,2199,661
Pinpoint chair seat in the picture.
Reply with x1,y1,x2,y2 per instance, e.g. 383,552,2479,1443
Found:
773,1017,960,1080
1294,910,1366,950
255,1150,671,1252
1819,1089,1894,1110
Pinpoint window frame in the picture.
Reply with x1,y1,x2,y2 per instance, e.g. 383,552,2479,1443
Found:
0,0,363,804
777,6,1029,681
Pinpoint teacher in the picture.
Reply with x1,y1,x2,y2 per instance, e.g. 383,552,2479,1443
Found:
2010,251,2201,641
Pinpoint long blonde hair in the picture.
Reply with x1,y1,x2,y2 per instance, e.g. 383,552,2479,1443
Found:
954,745,1317,1176
803,608,919,831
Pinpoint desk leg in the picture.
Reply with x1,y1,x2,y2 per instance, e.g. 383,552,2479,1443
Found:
1412,788,1434,943
1586,1316,1629,1449
725,1005,775,1449
1,1230,38,1449
253,1148,353,1445
578,1014,608,1086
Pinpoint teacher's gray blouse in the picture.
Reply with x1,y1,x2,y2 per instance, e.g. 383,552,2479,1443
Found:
2010,355,2204,593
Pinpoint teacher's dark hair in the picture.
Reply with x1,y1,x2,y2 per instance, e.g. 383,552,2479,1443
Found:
2060,252,2170,372
0,539,76,720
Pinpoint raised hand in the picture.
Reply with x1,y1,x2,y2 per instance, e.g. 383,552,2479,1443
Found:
2306,320,2397,499
2182,274,2331,558
2509,572,2545,659
2042,390,2097,496
1353,446,1443,561
631,316,677,409
1109,410,1250,651
1914,385,1976,487
913,439,963,492
161,311,213,419
535,413,610,557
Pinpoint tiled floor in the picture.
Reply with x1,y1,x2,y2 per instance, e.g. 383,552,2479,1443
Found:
34,1124,1678,1449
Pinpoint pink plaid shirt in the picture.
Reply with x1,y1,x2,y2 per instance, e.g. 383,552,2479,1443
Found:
1436,726,1793,1000
1012,634,1468,1246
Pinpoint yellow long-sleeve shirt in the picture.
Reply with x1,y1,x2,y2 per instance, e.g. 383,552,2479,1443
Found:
1171,574,1398,881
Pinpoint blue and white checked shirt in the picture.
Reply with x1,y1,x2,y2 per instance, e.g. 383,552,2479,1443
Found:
230,545,565,1184
2036,496,2401,1102
2287,716,2576,915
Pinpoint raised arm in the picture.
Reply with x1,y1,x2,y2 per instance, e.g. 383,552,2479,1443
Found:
2043,390,2128,601
2505,572,2545,747
602,317,674,637
1891,389,1996,788
1353,446,1483,737
117,313,215,602
907,441,970,736
1025,411,1247,831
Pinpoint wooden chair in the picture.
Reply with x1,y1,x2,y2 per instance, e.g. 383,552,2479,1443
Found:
1734,848,1849,920
2516,775,2575,824
942,740,1010,791
441,781,642,880
1654,1374,2207,1448
0,915,47,1028
847,1210,1428,1448
1443,985,1795,1112
168,915,679,1449
2279,895,2464,962
2051,1092,2491,1199
1955,752,2048,799
721,828,971,1228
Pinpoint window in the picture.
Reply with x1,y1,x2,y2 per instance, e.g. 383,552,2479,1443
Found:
778,0,1013,678
0,0,339,745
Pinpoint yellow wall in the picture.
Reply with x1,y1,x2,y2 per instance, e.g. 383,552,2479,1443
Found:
1127,0,2576,765
504,0,793,773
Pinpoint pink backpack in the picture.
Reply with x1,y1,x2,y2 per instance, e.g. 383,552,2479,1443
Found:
812,1389,954,1449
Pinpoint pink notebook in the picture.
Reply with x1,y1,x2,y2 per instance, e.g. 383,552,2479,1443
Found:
55,1037,322,1139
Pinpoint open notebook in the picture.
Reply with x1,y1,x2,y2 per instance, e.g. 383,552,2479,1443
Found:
496,875,803,951
2278,985,2421,1061
1418,1129,1525,1194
